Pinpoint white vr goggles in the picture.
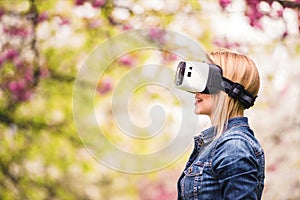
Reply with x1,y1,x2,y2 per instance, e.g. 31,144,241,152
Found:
175,61,257,109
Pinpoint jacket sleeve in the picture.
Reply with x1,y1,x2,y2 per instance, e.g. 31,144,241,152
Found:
212,135,259,200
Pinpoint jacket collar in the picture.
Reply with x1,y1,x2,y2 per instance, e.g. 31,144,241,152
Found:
194,117,250,149
223,117,249,132
194,126,217,149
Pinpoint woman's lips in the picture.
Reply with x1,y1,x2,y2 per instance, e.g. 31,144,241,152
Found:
195,98,203,105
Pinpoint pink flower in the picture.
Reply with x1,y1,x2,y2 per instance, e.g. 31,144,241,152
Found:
0,49,19,68
213,38,240,49
119,54,135,67
75,0,86,6
37,12,48,23
281,31,288,39
59,18,70,26
122,24,133,31
8,81,18,92
277,9,283,18
219,0,231,9
17,79,26,90
244,0,266,29
245,3,264,29
24,66,34,83
3,26,31,37
14,59,24,69
5,49,19,60
7,80,32,102
22,90,32,101
92,0,106,8
246,0,260,5
97,77,113,95
148,28,166,45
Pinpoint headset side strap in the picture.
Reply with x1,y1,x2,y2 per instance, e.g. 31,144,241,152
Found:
221,77,257,109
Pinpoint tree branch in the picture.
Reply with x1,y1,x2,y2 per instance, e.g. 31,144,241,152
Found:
278,0,300,9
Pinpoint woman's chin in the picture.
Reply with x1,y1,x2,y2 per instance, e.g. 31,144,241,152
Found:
194,106,210,116
194,107,202,115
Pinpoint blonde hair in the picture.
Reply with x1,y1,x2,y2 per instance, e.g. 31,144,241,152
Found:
209,49,260,134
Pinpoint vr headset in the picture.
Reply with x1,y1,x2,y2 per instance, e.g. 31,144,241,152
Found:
175,61,257,109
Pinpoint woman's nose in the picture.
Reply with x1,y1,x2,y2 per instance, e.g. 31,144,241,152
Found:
195,92,202,98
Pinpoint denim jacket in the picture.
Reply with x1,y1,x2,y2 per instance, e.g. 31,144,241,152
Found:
177,117,265,200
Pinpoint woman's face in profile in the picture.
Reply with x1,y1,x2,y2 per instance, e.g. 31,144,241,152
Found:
194,93,212,117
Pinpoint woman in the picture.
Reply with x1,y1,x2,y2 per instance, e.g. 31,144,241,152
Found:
177,50,265,199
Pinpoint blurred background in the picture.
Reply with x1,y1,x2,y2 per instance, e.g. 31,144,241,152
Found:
0,0,300,199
